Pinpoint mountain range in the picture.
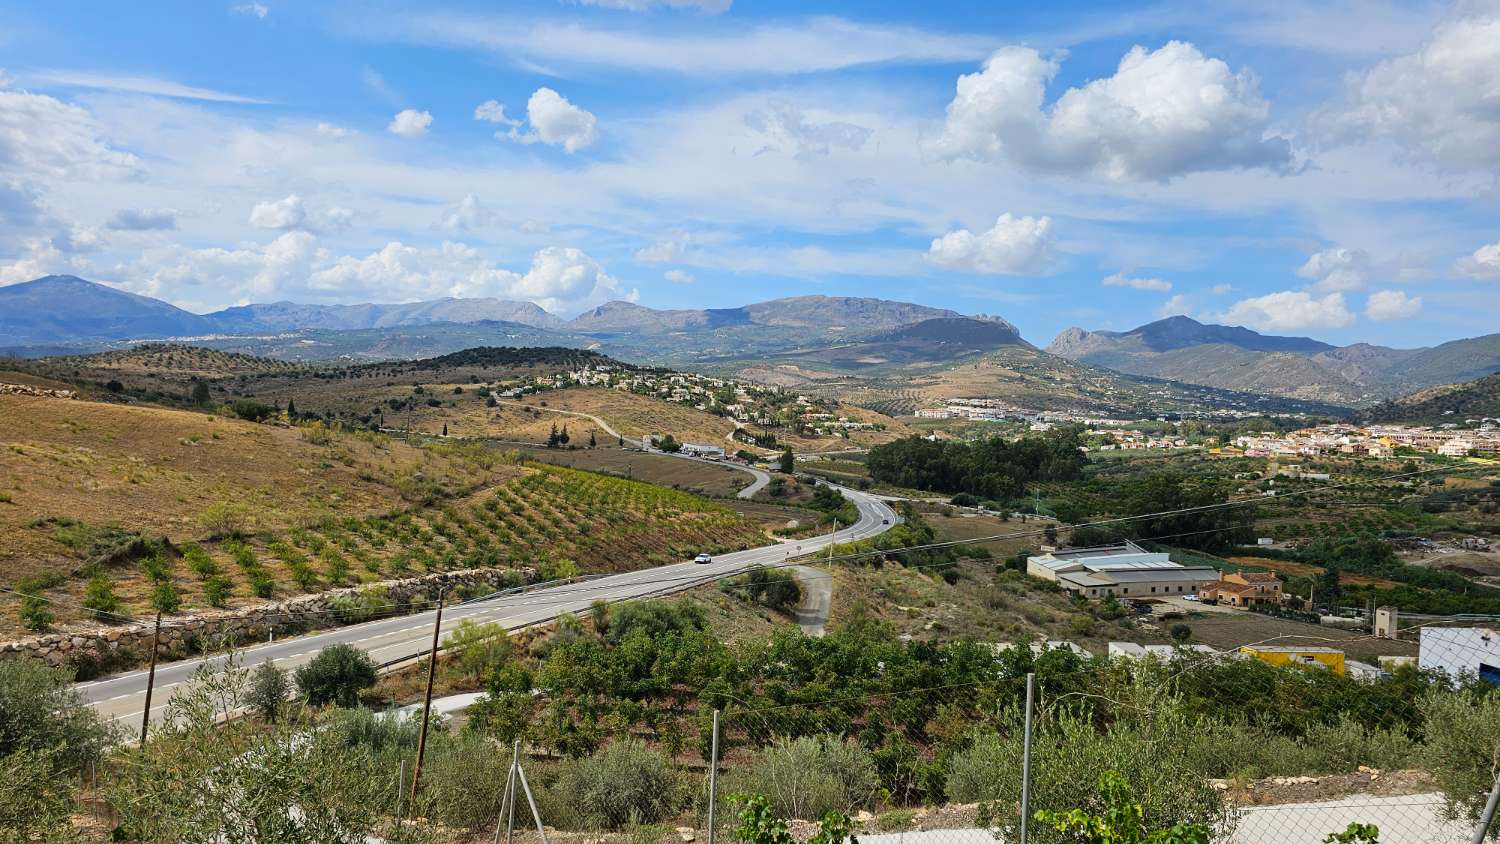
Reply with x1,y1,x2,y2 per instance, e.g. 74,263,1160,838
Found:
0,276,960,344
1047,316,1500,404
3,276,1497,410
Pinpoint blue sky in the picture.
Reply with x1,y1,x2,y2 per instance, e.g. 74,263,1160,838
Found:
1,0,1498,348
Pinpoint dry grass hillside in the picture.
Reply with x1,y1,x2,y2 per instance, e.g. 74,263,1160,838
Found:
0,391,774,639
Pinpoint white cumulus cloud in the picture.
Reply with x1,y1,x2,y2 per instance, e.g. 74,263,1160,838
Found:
249,194,306,230
929,41,1292,182
1364,289,1422,321
1102,272,1171,292
1456,239,1500,279
315,122,350,139
231,3,268,19
505,88,598,153
308,241,631,313
1297,247,1371,292
1320,14,1500,171
663,269,695,284
927,213,1054,275
0,90,142,180
387,108,432,138
1218,290,1354,331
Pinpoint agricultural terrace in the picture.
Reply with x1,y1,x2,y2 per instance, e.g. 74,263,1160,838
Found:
1,392,769,637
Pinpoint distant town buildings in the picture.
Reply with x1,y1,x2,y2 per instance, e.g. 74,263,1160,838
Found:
1227,424,1498,461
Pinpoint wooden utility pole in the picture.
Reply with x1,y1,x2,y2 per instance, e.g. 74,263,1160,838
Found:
139,611,162,747
409,595,445,805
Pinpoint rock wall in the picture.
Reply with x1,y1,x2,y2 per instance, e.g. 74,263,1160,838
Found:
1,567,532,676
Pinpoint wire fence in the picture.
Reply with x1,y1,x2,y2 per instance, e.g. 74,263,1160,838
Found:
252,619,1496,844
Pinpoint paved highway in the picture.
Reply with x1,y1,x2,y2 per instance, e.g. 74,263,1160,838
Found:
76,482,897,729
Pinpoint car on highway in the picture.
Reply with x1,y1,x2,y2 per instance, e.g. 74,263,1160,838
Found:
694,553,712,564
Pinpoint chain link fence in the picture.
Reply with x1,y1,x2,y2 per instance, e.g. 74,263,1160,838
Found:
430,624,1500,844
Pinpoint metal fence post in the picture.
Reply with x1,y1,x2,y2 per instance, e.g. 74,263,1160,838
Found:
1472,769,1500,844
506,740,521,844
1020,672,1035,844
707,709,721,844
493,741,520,844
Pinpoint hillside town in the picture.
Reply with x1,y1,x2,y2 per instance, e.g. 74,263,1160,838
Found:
1225,423,1500,459
504,363,886,438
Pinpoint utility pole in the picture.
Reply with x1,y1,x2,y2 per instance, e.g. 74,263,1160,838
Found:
1020,672,1035,844
409,595,445,805
139,611,162,747
827,517,838,564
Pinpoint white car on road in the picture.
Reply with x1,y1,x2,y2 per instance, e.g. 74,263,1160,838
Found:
694,553,713,564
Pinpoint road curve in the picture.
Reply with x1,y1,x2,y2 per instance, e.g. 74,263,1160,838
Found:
76,483,897,728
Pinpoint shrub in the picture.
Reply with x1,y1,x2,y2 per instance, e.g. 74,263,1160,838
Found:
423,731,515,830
552,739,681,830
726,736,878,821
948,706,1229,843
949,493,979,507
82,573,122,619
181,543,218,577
200,502,251,539
150,580,182,614
295,644,378,708
0,657,112,772
204,575,233,607
1418,687,1500,825
15,575,57,632
443,619,512,682
247,661,289,723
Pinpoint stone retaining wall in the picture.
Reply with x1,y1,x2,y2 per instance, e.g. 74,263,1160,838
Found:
1,567,532,675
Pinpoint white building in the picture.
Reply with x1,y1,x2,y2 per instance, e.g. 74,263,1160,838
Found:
1420,627,1500,684
1108,642,1219,660
1027,541,1219,600
680,443,726,459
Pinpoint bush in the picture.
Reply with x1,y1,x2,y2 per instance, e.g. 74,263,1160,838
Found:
200,502,251,539
424,731,516,830
726,736,878,821
444,619,512,682
1418,687,1500,825
0,657,112,772
204,574,232,607
15,576,55,632
552,739,681,830
81,573,121,620
947,705,1228,843
295,644,378,708
150,580,182,614
247,661,289,723
0,748,80,843
226,399,275,422
949,493,979,507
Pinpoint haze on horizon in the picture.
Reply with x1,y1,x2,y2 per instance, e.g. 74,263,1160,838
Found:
1,0,1498,347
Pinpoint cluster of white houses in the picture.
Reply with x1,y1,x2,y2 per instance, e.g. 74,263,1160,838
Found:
1226,423,1500,460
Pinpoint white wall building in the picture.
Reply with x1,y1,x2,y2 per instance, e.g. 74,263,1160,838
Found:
1027,541,1218,599
1419,627,1500,684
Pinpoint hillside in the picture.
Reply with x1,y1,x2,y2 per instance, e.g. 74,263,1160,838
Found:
1097,344,1369,405
1364,373,1500,423
1046,316,1433,405
1381,333,1500,395
206,297,565,332
728,343,1349,419
0,389,790,639
0,276,218,343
